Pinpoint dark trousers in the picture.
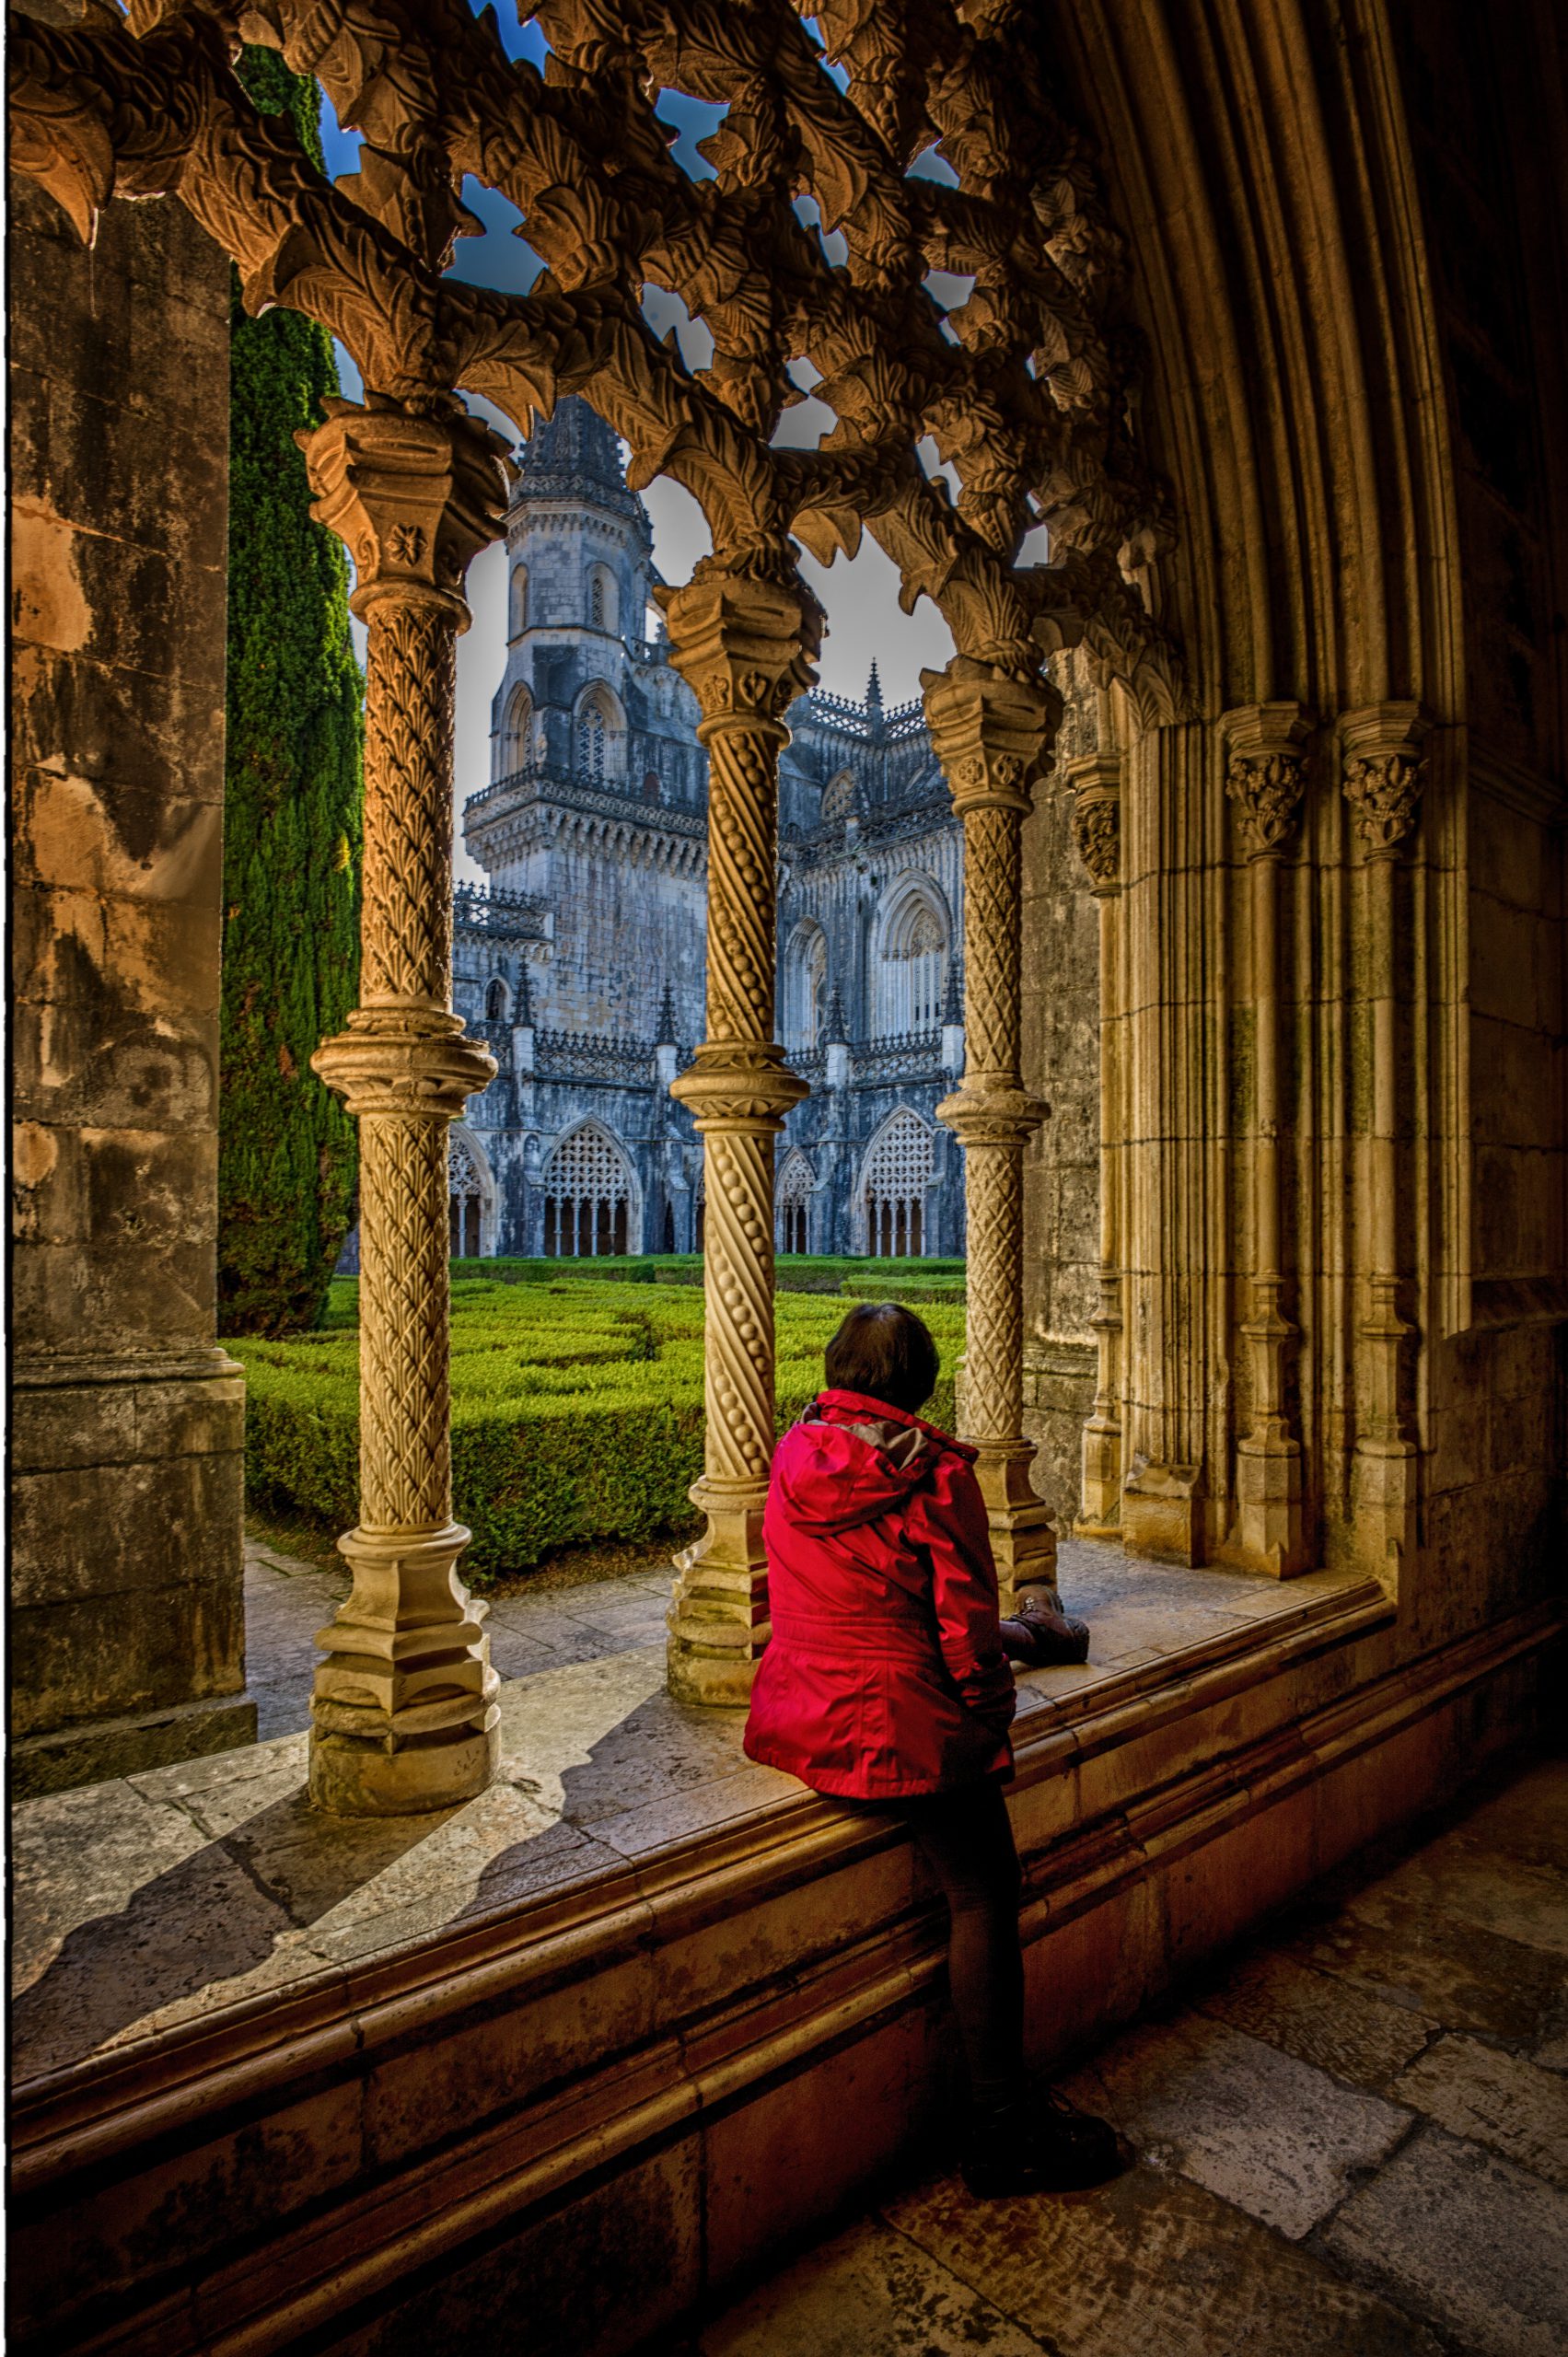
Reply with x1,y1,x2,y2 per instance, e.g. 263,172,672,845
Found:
846,1779,1025,2112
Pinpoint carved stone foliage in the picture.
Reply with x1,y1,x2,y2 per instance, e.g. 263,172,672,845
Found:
7,0,1176,686
1073,792,1120,890
1342,752,1426,855
1226,750,1307,859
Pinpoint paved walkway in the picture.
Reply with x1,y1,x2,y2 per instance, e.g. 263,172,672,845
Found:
658,1756,1568,2357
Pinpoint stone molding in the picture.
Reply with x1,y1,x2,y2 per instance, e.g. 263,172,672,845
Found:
1221,702,1312,861
1340,701,1432,858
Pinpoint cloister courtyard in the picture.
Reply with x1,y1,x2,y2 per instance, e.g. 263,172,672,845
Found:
8,0,1567,2352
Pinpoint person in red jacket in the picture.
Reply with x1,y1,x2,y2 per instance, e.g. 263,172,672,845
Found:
745,1301,1124,2198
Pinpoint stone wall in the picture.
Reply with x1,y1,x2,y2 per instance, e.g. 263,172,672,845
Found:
9,174,253,1795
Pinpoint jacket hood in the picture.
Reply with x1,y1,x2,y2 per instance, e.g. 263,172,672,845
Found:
771,1390,969,1535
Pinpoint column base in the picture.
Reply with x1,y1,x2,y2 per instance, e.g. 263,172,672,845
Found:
1351,1443,1419,1597
1220,1436,1313,1578
667,1480,770,1707
970,1440,1059,1616
1076,1415,1123,1538
308,1524,499,1817
1121,1459,1204,1565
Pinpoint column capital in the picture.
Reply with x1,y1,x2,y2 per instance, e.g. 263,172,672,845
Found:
921,660,1063,814
669,1045,808,1130
1340,702,1433,859
297,399,514,625
657,562,821,737
1221,702,1312,861
1064,754,1123,896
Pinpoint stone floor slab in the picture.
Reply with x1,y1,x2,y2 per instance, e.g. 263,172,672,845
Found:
1196,1947,1436,2092
1063,2013,1412,2240
1350,1840,1568,1958
691,2215,1048,2357
1390,2032,1568,2189
1323,2124,1568,2357
882,2159,1446,2357
1282,1890,1568,2046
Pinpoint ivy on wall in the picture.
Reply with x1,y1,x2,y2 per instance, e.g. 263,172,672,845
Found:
218,50,363,1335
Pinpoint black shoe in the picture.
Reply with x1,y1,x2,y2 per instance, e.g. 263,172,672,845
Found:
1002,1591,1091,1668
960,2086,1126,2197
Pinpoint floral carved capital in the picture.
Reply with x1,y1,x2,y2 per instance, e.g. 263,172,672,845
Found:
659,565,821,736
298,401,514,622
922,662,1060,816
1342,752,1425,856
1072,791,1121,893
1226,750,1307,860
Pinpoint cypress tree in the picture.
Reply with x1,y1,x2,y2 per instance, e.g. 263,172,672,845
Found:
219,50,363,1335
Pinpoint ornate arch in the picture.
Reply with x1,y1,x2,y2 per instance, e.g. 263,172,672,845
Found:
574,679,626,786
782,918,828,1049
499,680,533,777
447,1121,497,1260
858,1109,935,1260
776,1145,815,1256
540,1119,641,1258
871,874,951,1036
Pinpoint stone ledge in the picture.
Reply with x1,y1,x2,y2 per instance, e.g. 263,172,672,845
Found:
9,1569,1557,2355
11,1691,259,1805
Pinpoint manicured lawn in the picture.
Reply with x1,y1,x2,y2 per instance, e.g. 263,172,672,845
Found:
235,1259,967,1579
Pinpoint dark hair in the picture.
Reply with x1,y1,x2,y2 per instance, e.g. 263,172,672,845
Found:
823,1302,939,1414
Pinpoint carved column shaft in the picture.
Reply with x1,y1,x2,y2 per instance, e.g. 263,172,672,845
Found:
663,564,819,1705
1068,755,1124,1537
924,662,1059,1615
1342,704,1429,1588
303,401,511,1815
1223,705,1311,1576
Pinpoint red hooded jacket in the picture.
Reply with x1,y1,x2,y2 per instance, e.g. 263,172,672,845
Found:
742,1388,1016,1799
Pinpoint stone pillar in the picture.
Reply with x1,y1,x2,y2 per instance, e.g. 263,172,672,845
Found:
664,564,819,1705
302,400,511,1814
924,660,1060,1615
1068,756,1125,1538
1342,702,1430,1592
1224,704,1314,1575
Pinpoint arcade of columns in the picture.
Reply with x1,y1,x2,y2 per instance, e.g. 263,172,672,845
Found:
11,0,1433,1816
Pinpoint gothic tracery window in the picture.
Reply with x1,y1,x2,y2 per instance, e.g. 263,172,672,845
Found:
861,1109,934,1259
541,1121,633,1257
821,769,857,825
575,685,620,784
877,888,948,1033
485,978,508,1022
777,1147,814,1255
449,1132,483,1259
784,923,828,1048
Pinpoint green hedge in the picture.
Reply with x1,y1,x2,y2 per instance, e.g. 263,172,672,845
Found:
235,1271,967,1577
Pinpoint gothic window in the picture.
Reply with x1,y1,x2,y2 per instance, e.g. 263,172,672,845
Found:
784,922,828,1048
509,563,528,639
501,681,533,776
485,977,508,1022
861,1109,934,1260
588,563,618,633
540,1121,633,1257
876,886,949,1034
821,768,858,825
448,1132,483,1259
575,684,621,784
777,1147,813,1255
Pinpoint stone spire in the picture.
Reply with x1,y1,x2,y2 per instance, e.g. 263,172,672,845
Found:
824,985,850,1045
655,981,679,1045
866,660,884,737
516,959,534,1027
511,395,641,525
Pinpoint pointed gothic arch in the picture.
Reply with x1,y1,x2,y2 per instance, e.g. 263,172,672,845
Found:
447,1123,497,1260
575,680,625,787
500,680,533,777
782,919,828,1050
508,562,528,640
872,877,951,1035
587,563,619,635
859,1109,935,1260
540,1120,640,1258
776,1146,815,1255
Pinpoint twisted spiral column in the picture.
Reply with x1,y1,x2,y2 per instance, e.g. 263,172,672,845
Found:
923,660,1059,1617
662,563,819,1705
302,401,511,1814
